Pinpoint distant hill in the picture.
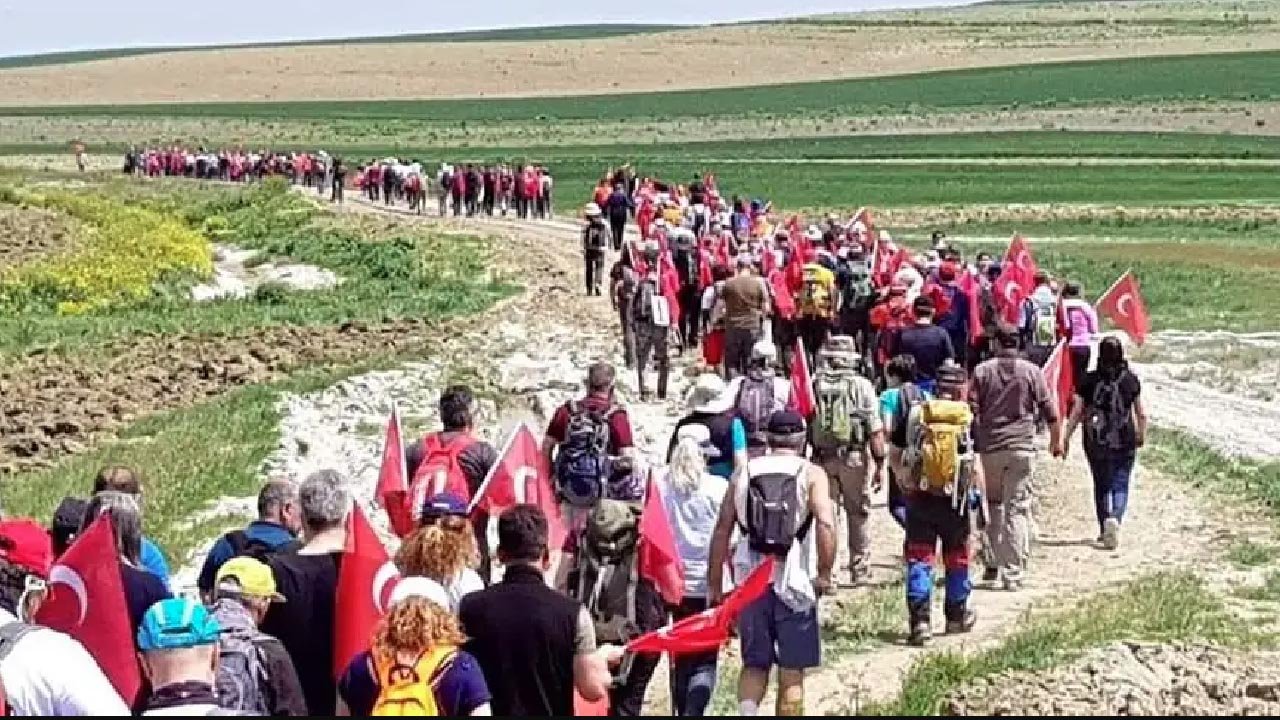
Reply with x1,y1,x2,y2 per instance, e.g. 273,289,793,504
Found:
0,23,688,70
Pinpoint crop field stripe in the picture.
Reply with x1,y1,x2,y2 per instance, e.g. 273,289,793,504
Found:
5,50,1280,120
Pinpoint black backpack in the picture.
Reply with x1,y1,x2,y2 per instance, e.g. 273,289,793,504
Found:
224,530,300,563
632,277,658,325
842,264,876,313
891,383,926,449
742,463,812,557
1085,373,1132,453
584,223,608,252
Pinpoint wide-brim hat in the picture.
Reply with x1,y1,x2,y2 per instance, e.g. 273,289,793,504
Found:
687,374,733,414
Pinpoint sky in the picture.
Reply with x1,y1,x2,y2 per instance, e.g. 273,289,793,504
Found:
0,0,974,58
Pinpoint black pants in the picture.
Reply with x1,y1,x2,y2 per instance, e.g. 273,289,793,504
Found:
483,187,496,215
1070,345,1091,392
585,251,604,295
610,215,627,251
723,326,759,379
619,303,637,369
383,181,395,205
608,583,665,716
679,285,701,348
636,323,670,398
797,315,832,364
452,194,463,216
331,179,343,203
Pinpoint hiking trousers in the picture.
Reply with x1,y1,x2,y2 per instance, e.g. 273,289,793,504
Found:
635,323,670,399
797,315,832,363
981,449,1036,584
610,215,627,251
905,492,971,621
618,303,637,369
669,597,718,716
723,326,759,379
585,251,604,295
679,285,701,348
820,453,871,576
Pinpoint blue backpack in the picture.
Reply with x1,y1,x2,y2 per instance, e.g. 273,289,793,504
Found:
555,402,618,507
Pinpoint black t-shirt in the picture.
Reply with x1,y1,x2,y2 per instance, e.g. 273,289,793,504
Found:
261,551,342,716
894,324,956,382
1077,369,1142,457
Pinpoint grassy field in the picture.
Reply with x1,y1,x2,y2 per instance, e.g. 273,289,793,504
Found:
7,50,1279,121
0,24,684,70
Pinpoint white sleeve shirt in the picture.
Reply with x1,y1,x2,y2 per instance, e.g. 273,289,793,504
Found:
0,611,129,716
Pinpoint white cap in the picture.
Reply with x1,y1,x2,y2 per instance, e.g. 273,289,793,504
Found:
389,576,452,610
752,340,778,360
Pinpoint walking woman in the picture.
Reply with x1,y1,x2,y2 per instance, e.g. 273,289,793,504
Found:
1062,336,1147,551
395,494,485,612
658,426,729,716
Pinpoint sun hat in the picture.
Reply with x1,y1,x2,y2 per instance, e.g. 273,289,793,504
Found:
584,203,602,217
137,598,222,652
216,557,286,603
676,423,722,459
805,225,823,241
751,340,778,362
687,374,733,414
388,576,453,610
0,519,53,578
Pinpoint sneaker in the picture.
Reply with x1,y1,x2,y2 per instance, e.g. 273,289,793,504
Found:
982,567,999,583
908,621,932,647
1102,518,1121,550
945,609,978,635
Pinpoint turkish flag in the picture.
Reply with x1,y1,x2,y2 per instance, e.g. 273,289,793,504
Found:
994,264,1031,325
469,423,567,552
333,505,399,678
659,254,683,332
1041,340,1075,420
637,473,684,606
790,338,815,418
627,558,775,656
373,403,413,538
958,271,984,342
768,269,795,320
1095,271,1151,345
37,515,143,706
1004,235,1039,290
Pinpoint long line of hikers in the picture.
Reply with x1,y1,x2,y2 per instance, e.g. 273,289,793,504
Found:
0,163,1154,717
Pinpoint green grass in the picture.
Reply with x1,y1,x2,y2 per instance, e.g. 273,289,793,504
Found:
1236,571,1280,602
0,178,513,357
861,573,1244,716
1146,428,1280,519
1228,540,1280,569
0,24,684,70
8,50,1280,121
917,218,1280,248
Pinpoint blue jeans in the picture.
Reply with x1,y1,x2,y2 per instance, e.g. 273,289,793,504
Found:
669,597,718,716
1088,453,1135,532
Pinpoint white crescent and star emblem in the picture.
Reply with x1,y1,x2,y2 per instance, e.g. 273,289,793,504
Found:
1116,293,1134,318
1016,250,1033,272
372,561,401,613
49,565,89,626
511,466,536,505
1003,282,1021,304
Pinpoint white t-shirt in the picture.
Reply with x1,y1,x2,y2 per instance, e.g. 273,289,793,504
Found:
657,469,730,599
732,454,817,612
442,569,485,612
0,609,129,716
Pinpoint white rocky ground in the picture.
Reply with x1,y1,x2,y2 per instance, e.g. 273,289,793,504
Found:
190,243,340,302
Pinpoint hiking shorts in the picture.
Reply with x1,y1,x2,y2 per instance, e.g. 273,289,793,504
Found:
738,587,821,670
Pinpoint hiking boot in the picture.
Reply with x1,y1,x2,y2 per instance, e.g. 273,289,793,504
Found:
1102,518,1121,551
908,620,932,647
945,609,978,635
982,567,999,583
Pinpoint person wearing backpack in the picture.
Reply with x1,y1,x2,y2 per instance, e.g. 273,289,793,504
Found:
611,245,640,369
339,579,492,716
668,373,748,480
605,183,635,252
728,341,793,460
210,558,307,716
836,246,875,358
898,365,985,647
796,260,837,366
0,519,130,716
1021,271,1059,367
931,262,972,369
707,411,837,717
1059,282,1099,391
671,228,704,351
138,599,239,716
632,243,672,401
971,326,1063,591
1063,336,1146,551
880,355,927,530
810,336,886,586
198,481,303,599
582,203,609,296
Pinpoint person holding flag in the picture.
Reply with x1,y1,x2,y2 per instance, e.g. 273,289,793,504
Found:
1059,282,1099,391
970,326,1063,592
0,518,130,715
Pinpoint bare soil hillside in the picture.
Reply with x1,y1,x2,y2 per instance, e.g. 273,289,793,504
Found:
3,0,1280,105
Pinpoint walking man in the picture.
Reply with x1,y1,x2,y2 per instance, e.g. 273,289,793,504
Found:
721,257,770,379
582,204,609,296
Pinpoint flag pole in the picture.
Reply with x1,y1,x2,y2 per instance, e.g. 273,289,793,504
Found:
393,400,407,496
1093,269,1131,309
467,421,526,515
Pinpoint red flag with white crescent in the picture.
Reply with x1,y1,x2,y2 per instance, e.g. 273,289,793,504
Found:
1041,340,1075,420
994,264,1031,325
1095,271,1151,344
469,424,566,551
790,338,815,418
1004,235,1039,295
37,516,142,706
637,473,684,606
373,403,413,538
626,558,775,655
333,505,399,678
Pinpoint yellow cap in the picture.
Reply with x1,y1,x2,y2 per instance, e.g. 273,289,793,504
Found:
215,557,285,602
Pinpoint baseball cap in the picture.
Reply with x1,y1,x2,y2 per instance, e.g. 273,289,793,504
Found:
766,409,807,437
137,598,222,652
215,557,286,603
421,492,468,522
0,519,54,578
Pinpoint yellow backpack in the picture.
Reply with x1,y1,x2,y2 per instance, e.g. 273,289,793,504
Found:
370,645,457,717
916,400,973,493
799,264,834,318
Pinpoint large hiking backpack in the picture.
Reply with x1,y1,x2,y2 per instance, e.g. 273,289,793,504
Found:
584,223,608,253
875,299,914,365
631,277,658,325
571,499,642,644
409,433,473,513
799,266,832,318
555,402,618,507
735,373,776,446
1029,294,1058,348
812,369,869,453
914,399,973,494
1084,373,1131,454
213,619,270,715
743,461,811,557
370,646,457,717
842,265,876,314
